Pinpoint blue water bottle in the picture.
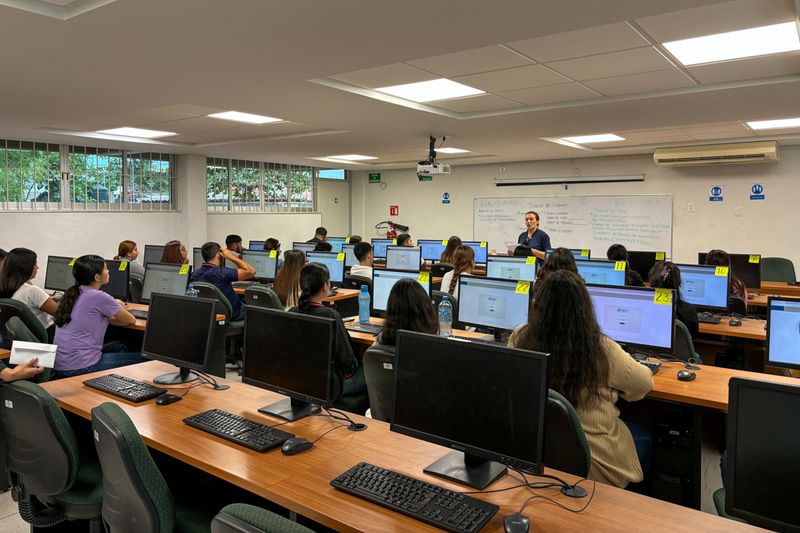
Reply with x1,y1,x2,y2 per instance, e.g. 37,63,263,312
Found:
438,295,453,337
358,285,371,323
185,283,199,298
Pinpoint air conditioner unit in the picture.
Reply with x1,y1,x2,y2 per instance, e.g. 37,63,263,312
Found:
653,141,779,166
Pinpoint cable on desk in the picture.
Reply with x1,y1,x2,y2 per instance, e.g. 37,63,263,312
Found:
322,407,367,432
515,478,597,515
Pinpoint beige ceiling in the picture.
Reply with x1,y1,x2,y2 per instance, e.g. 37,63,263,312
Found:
1,0,799,169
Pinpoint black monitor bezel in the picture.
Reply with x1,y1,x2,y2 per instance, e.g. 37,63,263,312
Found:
248,240,266,251
485,254,538,282
305,251,346,285
385,245,421,272
545,248,591,261
192,247,206,271
140,262,192,304
697,252,762,290
143,244,165,268
461,241,489,265
371,268,432,317
291,241,317,257
44,255,75,291
456,274,533,332
241,249,279,281
101,259,131,301
370,238,395,259
575,259,628,287
674,263,730,313
417,239,448,261
626,250,664,281
765,296,800,371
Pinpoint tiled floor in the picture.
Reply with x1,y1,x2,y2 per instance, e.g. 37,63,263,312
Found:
0,491,27,532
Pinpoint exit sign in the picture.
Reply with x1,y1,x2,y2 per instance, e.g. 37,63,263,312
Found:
368,173,381,183
418,175,432,182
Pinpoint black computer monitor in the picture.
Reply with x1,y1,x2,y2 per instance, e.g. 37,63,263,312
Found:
457,275,532,339
326,237,346,253
627,251,666,281
393,331,548,489
44,255,75,291
575,259,626,286
417,239,448,262
371,238,394,260
102,260,130,301
141,263,191,303
342,243,359,268
462,241,488,265
726,378,800,530
249,240,265,251
243,307,333,421
142,292,217,384
305,251,346,285
698,252,761,289
485,255,537,282
385,245,421,272
546,248,591,260
143,244,164,267
372,269,432,317
677,263,729,312
766,296,800,371
292,241,317,257
241,249,278,281
192,247,205,270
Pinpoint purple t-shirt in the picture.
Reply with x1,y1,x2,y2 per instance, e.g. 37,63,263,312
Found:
54,287,121,371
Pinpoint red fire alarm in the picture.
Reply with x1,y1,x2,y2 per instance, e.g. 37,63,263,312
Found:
389,205,399,216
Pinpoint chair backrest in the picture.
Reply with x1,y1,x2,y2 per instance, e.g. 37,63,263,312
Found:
91,402,175,533
544,389,591,478
0,298,48,345
363,344,396,422
431,290,460,329
128,273,144,304
761,257,797,283
5,318,53,382
673,319,701,363
342,275,372,299
244,286,283,310
193,282,234,319
0,380,79,496
211,503,314,533
728,295,747,316
431,263,454,278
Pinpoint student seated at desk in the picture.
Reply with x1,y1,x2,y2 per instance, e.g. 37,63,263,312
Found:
113,239,144,277
513,244,534,257
350,242,373,278
607,244,644,287
314,241,333,252
263,238,283,269
52,255,142,379
347,235,362,244
705,249,748,302
0,248,59,338
373,278,438,352
396,233,413,247
648,261,699,337
439,236,462,264
161,240,188,264
440,245,474,299
273,250,304,309
225,234,244,258
534,247,577,294
307,226,327,244
290,263,366,397
191,242,255,321
508,270,653,489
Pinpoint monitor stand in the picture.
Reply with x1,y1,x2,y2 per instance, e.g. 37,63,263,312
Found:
153,366,199,385
258,397,320,421
423,451,507,490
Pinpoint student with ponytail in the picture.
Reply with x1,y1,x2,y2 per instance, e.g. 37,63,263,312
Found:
53,255,143,378
440,245,475,299
114,239,145,276
289,263,366,397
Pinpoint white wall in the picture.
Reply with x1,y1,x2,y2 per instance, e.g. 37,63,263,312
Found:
318,178,350,236
206,212,323,249
352,146,800,270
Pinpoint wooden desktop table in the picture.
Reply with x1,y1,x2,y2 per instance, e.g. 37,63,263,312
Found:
759,281,800,297
0,348,9,360
41,361,758,532
233,286,359,303
345,317,486,347
698,318,766,341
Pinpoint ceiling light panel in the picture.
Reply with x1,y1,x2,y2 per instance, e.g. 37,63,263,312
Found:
96,127,176,138
437,147,470,153
560,134,625,144
326,154,377,161
208,111,283,124
374,79,484,102
747,117,800,130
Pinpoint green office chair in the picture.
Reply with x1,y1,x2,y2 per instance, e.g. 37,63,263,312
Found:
192,282,245,368
128,273,144,304
673,319,702,364
362,344,395,422
211,503,314,533
5,317,53,382
244,286,283,310
0,298,49,345
544,389,591,478
91,402,217,532
712,488,746,522
0,380,103,530
761,257,797,283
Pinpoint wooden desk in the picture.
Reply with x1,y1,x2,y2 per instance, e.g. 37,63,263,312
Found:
698,318,765,341
0,348,9,360
42,361,757,532
759,281,800,297
345,317,486,347
747,294,768,308
123,303,226,332
233,286,359,304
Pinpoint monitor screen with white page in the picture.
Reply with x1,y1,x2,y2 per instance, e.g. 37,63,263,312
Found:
372,269,431,314
418,239,447,261
546,249,591,260
292,242,317,256
44,255,75,291
486,255,536,282
457,276,532,332
677,264,729,312
576,259,626,286
385,246,421,272
305,251,345,285
143,244,164,267
141,263,191,303
766,297,800,371
371,239,394,259
249,240,265,251
326,237,346,253
586,284,675,351
462,241,488,264
242,249,278,281
342,243,358,268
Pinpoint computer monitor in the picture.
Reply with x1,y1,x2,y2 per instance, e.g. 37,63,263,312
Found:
698,252,761,289
462,241,488,264
546,249,591,260
677,264,729,312
766,296,800,371
141,292,217,384
192,247,205,270
326,237,346,253
385,245,421,272
342,243,359,268
248,240,265,251
143,244,164,267
726,378,800,530
141,263,191,304
586,284,675,352
457,276,532,337
292,242,317,256
241,249,278,281
305,251,346,285
575,259,626,286
44,255,75,291
627,251,666,281
371,238,394,259
486,255,537,282
393,331,547,489
417,239,448,262
243,307,333,421
101,260,130,301
372,269,432,316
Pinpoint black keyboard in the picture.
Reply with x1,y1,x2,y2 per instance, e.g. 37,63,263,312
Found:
331,462,498,533
638,360,661,375
697,313,721,324
346,322,382,334
451,336,505,346
129,309,149,319
183,409,294,452
83,374,167,402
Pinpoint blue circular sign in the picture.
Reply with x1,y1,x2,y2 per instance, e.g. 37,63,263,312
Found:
442,192,450,200
752,184,763,194
711,186,722,196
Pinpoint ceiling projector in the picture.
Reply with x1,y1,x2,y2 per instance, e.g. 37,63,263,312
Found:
417,135,452,177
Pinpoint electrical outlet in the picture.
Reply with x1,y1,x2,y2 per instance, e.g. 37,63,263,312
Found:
687,202,695,213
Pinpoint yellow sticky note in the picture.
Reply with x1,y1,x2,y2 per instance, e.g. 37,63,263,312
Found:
614,261,626,271
654,288,672,305
179,264,190,275
480,242,487,248
655,252,666,261
515,281,531,295
118,261,128,271
526,256,536,265
345,237,350,243
581,249,590,257
68,258,77,266
418,272,430,284
715,266,729,277
392,239,397,245
441,240,448,246
269,250,277,258
337,252,345,261
749,255,760,264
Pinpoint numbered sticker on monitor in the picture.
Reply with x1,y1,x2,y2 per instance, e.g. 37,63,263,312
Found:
581,249,589,257
179,264,190,275
480,242,487,248
392,239,397,245
655,252,666,261
441,239,448,246
418,272,430,284
345,237,350,243
526,256,536,265
715,266,729,277
614,261,626,271
515,281,531,295
654,288,672,305
269,250,277,258
749,255,760,264
69,258,77,266
337,253,345,261
119,261,128,271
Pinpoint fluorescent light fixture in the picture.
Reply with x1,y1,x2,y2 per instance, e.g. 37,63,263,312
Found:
437,147,470,154
663,22,800,66
495,174,644,187
325,154,377,161
207,111,283,124
747,117,800,130
375,78,484,103
560,133,625,144
96,127,176,139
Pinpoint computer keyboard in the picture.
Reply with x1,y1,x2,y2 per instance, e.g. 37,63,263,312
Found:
638,360,661,375
451,336,505,346
346,322,382,334
697,313,721,324
129,309,149,320
183,409,294,452
83,374,167,402
331,462,498,533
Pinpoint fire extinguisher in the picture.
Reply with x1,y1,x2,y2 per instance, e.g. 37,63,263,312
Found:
375,220,409,239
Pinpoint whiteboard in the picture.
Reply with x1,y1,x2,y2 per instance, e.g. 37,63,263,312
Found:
473,195,672,256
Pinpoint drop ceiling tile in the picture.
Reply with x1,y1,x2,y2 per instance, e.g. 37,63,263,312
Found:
330,63,436,89
430,94,522,112
688,52,800,84
545,47,673,81
676,122,752,136
114,107,208,125
582,68,695,96
610,128,693,145
452,65,569,92
499,83,599,106
507,22,650,63
407,45,534,77
157,103,222,116
685,129,755,140
371,150,429,163
143,117,246,133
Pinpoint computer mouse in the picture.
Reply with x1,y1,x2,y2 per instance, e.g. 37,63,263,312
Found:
677,369,696,382
155,393,182,406
281,437,314,456
728,318,742,327
503,513,530,533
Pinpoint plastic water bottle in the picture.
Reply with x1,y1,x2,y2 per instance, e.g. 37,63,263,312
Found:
185,283,199,298
438,296,453,337
358,285,371,323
